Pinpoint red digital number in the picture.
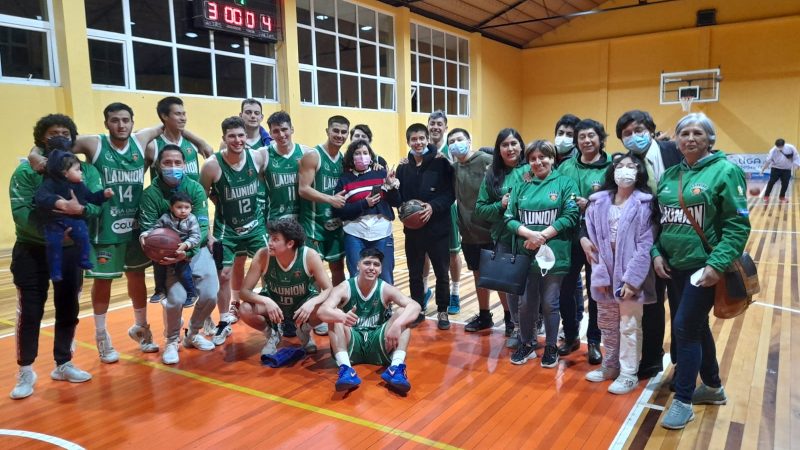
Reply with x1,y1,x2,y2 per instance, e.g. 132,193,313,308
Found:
224,6,244,26
245,11,256,29
206,1,218,20
261,14,272,32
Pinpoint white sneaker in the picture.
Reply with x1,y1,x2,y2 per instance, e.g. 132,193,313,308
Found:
227,301,240,324
297,323,318,354
162,339,180,365
313,322,329,336
212,322,233,346
128,324,159,353
608,374,638,394
96,330,119,364
585,366,620,382
183,330,215,351
10,369,36,399
261,327,281,356
50,361,92,383
202,316,216,336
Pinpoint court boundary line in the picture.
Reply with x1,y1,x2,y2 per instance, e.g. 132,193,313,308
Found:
0,303,132,340
0,429,85,450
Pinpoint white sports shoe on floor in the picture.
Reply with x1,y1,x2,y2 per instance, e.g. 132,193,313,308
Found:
162,339,180,365
585,366,620,382
128,324,159,353
227,301,240,325
50,362,92,383
297,323,318,354
608,374,638,395
9,369,36,400
212,323,233,346
202,316,216,336
96,330,119,364
261,327,281,356
313,322,329,336
183,330,215,351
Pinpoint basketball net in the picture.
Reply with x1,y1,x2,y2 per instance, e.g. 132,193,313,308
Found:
680,96,694,112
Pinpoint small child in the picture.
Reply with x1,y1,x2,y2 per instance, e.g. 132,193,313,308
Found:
34,137,113,281
141,192,201,308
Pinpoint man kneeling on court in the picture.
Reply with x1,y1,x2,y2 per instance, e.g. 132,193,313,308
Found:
317,248,421,393
239,218,332,357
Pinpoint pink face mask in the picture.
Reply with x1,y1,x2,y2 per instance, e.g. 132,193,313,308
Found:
354,154,371,171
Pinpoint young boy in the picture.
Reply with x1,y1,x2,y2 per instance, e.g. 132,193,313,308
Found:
34,137,113,281
140,192,201,308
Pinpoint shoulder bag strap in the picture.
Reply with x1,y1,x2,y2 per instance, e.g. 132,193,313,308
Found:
678,171,714,253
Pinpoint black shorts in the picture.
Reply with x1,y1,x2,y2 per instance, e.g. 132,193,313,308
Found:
461,242,494,271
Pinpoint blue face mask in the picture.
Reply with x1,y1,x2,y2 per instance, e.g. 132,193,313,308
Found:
623,132,652,155
449,141,469,158
161,167,184,186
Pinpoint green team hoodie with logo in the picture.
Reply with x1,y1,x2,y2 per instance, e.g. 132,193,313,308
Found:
504,170,580,274
651,151,750,272
474,165,524,245
556,151,612,199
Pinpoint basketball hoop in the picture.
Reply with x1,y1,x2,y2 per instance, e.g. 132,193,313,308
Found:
680,96,694,112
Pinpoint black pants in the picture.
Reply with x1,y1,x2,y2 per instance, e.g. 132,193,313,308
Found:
559,240,601,344
11,242,82,366
640,275,678,367
406,231,449,312
764,168,792,198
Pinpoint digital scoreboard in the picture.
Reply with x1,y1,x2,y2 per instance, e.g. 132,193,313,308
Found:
193,0,280,42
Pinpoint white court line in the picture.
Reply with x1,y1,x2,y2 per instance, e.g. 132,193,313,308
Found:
0,303,133,340
0,429,84,449
609,353,671,449
752,301,800,315
750,229,800,235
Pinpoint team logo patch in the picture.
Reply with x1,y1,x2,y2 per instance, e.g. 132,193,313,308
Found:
548,192,559,202
591,181,602,191
248,168,254,177
97,250,113,265
293,270,302,280
132,153,139,162
690,182,708,196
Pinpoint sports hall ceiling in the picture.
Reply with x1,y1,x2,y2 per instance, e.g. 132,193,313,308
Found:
376,0,678,48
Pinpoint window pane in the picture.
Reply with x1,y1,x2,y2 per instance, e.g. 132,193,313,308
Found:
314,1,335,32
213,31,244,54
215,55,245,98
0,0,47,20
410,54,416,82
410,24,417,53
133,42,173,91
418,56,431,84
379,47,394,78
417,26,430,54
339,37,357,73
337,0,356,37
432,30,444,58
445,34,457,60
317,71,338,106
459,64,469,89
380,83,394,110
446,62,457,88
411,85,418,113
360,77,376,109
249,40,275,58
0,26,49,80
447,90,457,115
458,38,469,63
88,39,125,86
298,28,312,64
85,0,123,33
297,0,311,26
358,7,375,42
359,41,376,76
130,0,171,41
315,32,336,69
300,70,313,103
419,86,431,113
459,93,469,116
433,59,444,86
177,49,212,95
434,88,445,112
340,74,358,107
378,14,393,45
252,64,276,100
175,2,209,47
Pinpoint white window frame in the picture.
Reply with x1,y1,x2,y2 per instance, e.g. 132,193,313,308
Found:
297,0,397,111
0,0,59,86
85,0,278,102
410,22,469,117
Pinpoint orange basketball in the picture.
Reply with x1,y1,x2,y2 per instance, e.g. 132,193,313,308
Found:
142,228,180,261
748,186,761,196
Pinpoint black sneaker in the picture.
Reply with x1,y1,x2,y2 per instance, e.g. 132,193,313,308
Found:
282,318,297,337
504,317,515,337
557,338,580,356
437,312,450,330
464,314,492,332
510,343,537,365
588,342,603,365
541,345,559,368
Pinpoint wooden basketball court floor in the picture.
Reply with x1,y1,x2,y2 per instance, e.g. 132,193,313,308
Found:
0,180,796,449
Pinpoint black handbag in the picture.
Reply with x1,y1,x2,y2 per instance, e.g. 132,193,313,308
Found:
477,237,531,296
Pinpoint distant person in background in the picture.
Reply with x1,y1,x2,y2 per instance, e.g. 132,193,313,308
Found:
761,138,800,203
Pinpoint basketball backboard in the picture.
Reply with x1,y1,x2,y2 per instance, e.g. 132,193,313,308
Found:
660,68,721,105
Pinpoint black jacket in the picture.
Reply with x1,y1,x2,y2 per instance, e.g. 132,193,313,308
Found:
395,144,455,238
35,150,107,222
658,140,682,169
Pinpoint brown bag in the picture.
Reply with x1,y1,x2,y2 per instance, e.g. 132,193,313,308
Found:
678,173,759,318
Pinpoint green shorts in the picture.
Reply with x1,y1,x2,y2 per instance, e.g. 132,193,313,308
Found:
218,232,268,266
86,239,151,279
348,322,391,366
309,228,344,262
449,204,461,253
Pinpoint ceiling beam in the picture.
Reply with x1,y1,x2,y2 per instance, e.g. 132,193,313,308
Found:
476,0,528,28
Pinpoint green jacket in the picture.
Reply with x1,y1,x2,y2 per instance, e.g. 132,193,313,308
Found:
556,151,612,199
453,151,494,244
474,165,524,245
139,177,210,258
504,170,580,275
10,160,103,245
652,151,751,272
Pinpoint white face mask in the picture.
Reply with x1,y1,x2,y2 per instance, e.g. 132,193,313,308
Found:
554,135,574,155
535,243,556,276
614,167,637,187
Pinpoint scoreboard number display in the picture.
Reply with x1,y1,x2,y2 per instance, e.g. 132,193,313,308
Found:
193,0,280,42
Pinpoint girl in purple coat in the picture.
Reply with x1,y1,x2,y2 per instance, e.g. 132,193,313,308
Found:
583,152,659,394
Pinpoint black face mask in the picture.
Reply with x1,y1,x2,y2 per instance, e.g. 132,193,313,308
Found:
46,135,73,154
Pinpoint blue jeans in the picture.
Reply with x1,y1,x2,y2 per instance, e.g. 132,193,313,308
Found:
343,232,395,284
560,240,601,344
154,260,196,299
45,218,92,281
670,267,722,403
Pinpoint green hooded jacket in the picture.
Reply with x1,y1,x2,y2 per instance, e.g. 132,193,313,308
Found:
474,165,524,245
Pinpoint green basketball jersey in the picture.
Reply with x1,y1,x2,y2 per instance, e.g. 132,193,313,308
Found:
149,135,201,182
245,136,266,151
91,135,145,244
266,143,304,221
299,145,343,240
439,143,452,162
212,150,267,240
342,278,387,331
261,246,318,309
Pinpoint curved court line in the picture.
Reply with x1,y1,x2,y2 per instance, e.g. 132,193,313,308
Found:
0,319,459,450
0,429,85,449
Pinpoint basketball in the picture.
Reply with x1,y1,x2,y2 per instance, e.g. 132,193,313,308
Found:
142,228,181,261
399,199,427,230
749,186,761,196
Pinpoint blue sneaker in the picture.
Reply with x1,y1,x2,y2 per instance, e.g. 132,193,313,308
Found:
381,364,411,393
422,288,433,311
447,294,460,315
335,365,361,391
661,399,695,430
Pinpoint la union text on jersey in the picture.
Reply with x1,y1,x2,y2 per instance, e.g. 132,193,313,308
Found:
223,180,260,201
660,203,705,229
519,207,559,226
270,172,297,189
